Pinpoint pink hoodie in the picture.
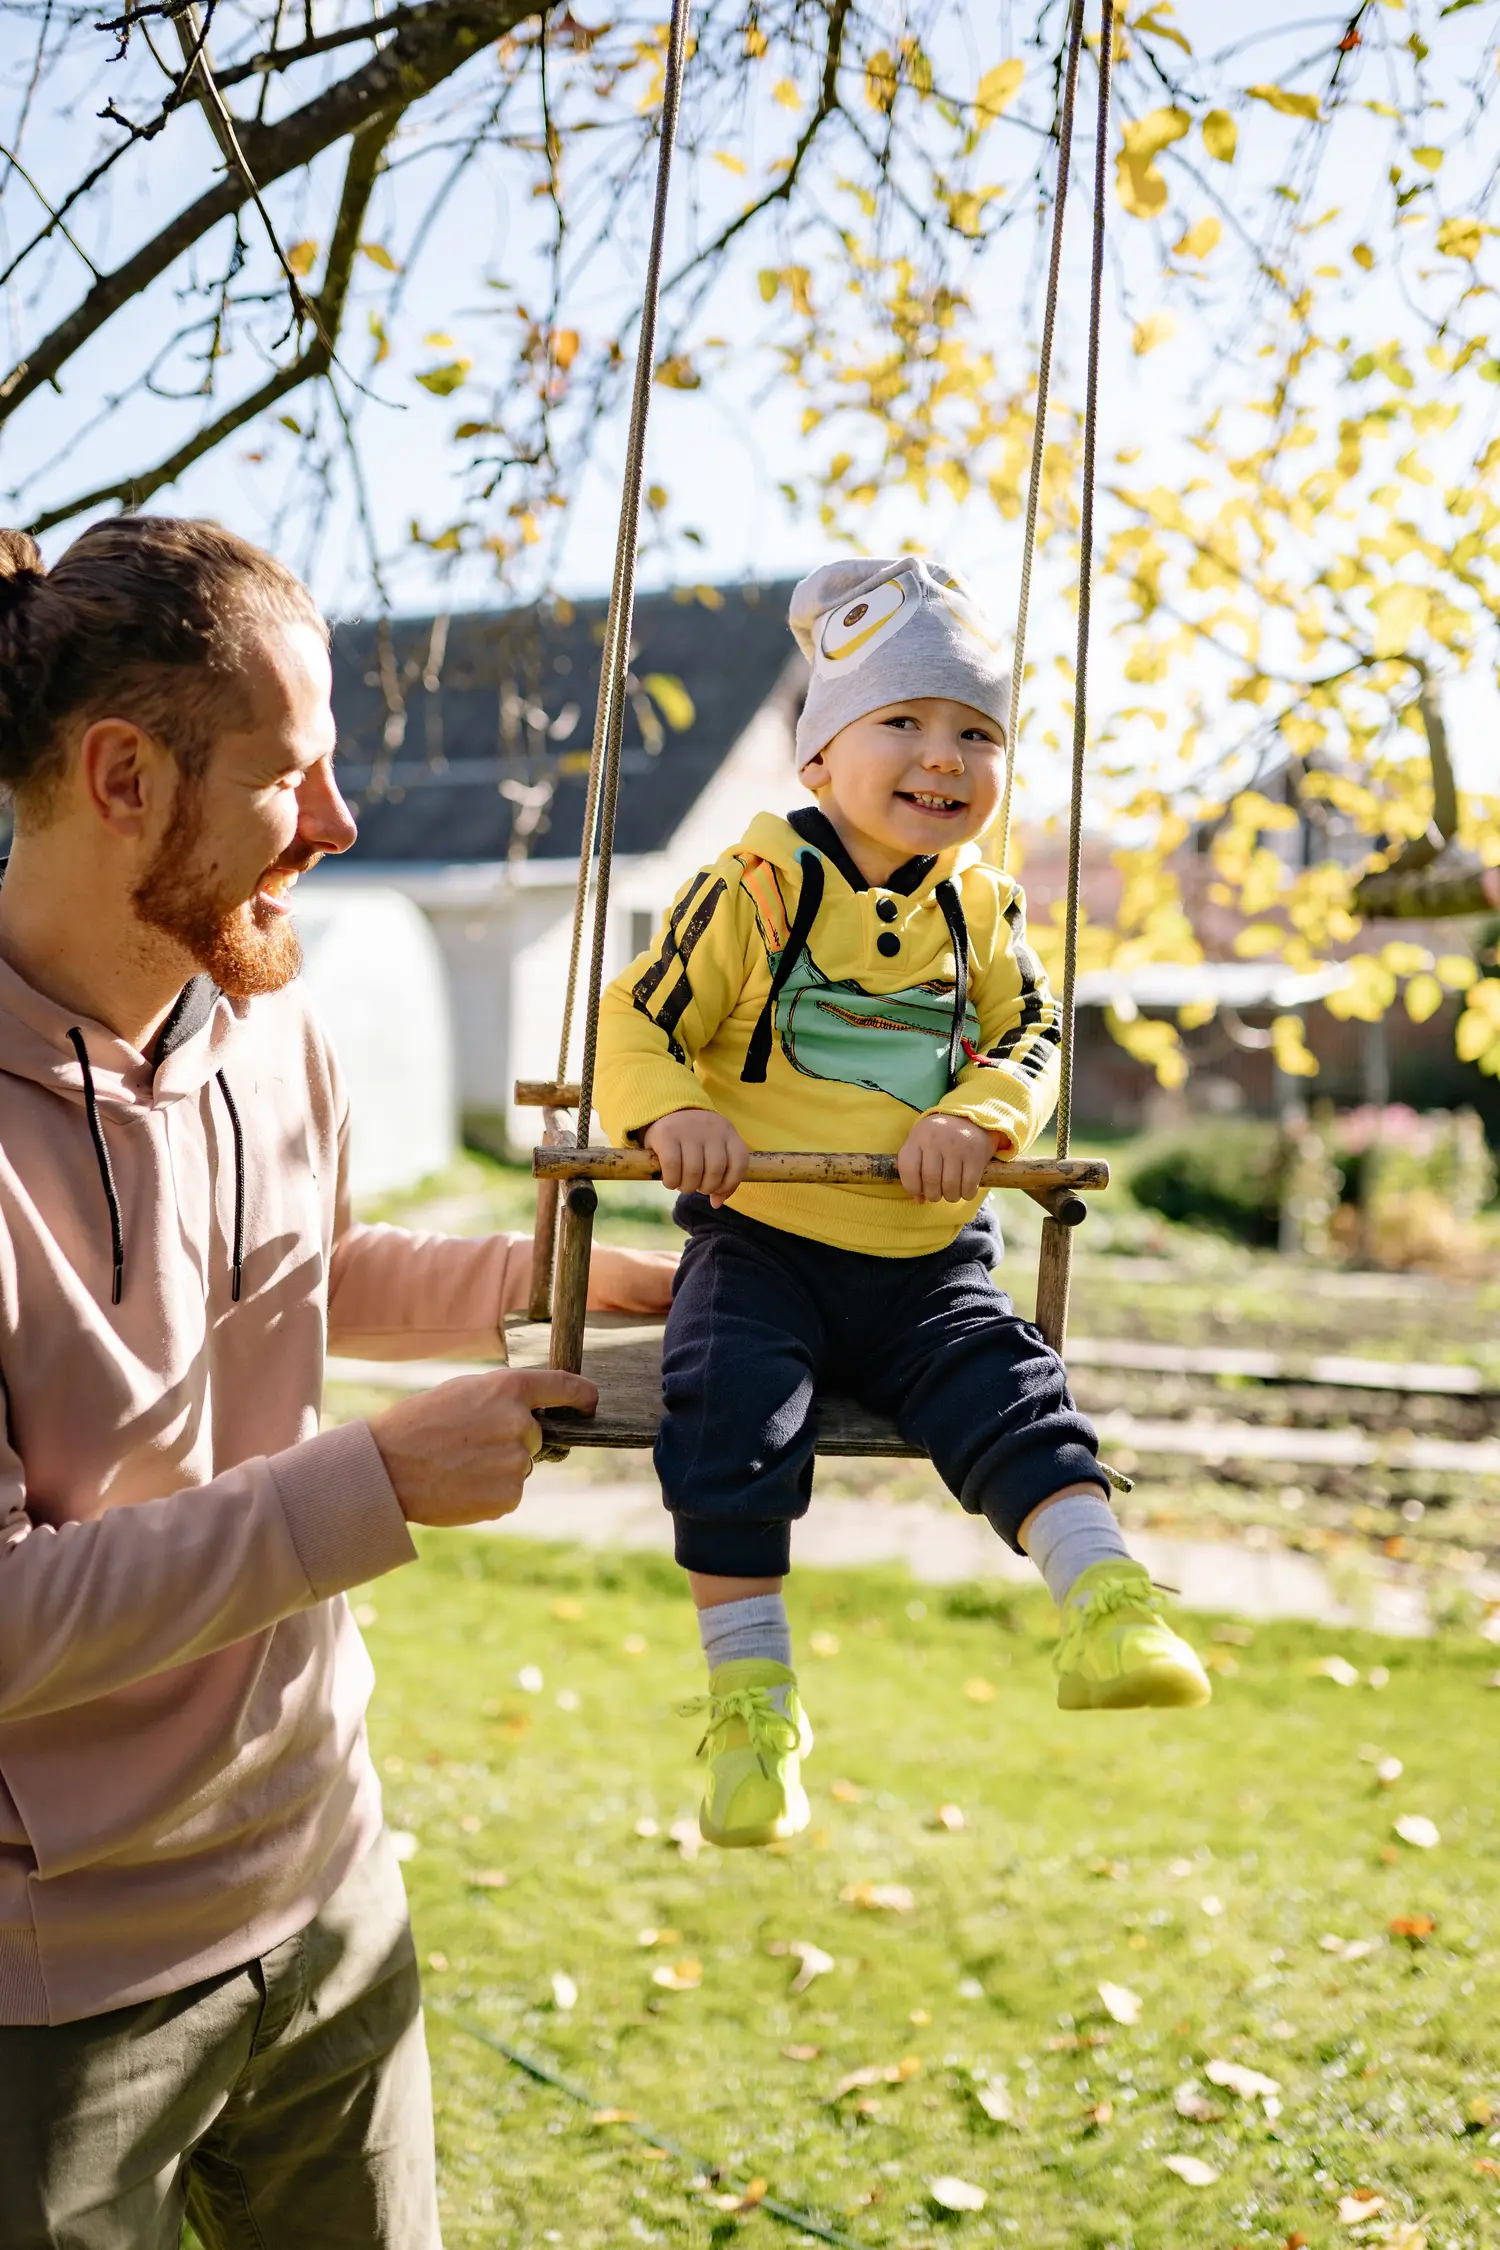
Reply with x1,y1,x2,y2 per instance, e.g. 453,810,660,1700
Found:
0,954,666,2025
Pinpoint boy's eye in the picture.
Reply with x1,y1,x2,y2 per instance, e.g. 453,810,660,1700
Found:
883,714,917,729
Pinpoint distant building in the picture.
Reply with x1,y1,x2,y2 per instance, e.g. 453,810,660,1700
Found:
312,581,806,1149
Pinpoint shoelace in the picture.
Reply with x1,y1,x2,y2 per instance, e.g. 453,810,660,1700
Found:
1053,1573,1165,1673
678,1686,799,1778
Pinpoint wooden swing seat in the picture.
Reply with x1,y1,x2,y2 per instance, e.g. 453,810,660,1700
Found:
505,1313,923,1456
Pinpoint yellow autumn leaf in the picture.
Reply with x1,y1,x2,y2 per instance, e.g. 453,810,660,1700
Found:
642,673,696,731
865,49,898,112
1116,107,1190,218
1202,109,1237,162
1271,1015,1319,1076
1133,313,1177,356
711,149,747,174
1412,144,1443,171
551,327,580,370
358,240,401,273
1352,241,1376,269
286,239,318,277
743,23,767,56
1173,216,1222,259
1247,83,1321,122
975,58,1024,129
1436,216,1483,260
424,331,456,348
415,359,472,396
367,311,389,366
1404,972,1443,1023
1368,581,1431,657
655,354,701,390
1436,954,1478,991
772,77,801,110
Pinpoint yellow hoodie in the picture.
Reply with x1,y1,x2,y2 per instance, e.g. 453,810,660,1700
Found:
596,810,1062,1255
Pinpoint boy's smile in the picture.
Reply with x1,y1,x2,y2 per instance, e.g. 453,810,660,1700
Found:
799,695,1005,886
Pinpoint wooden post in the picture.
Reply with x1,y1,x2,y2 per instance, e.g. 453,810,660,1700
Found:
528,1178,560,1320
526,1105,569,1321
549,1180,597,1376
1033,1215,1073,1355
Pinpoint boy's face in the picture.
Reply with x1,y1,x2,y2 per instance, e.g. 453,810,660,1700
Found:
800,697,1005,880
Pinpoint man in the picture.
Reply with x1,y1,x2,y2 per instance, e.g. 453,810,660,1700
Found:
0,516,671,2248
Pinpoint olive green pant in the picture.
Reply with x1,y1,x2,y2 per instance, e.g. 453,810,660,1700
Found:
0,1829,442,2250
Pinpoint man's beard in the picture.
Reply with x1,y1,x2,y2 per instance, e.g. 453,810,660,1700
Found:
132,780,320,999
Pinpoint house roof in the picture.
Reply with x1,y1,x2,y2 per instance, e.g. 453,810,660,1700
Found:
331,578,801,865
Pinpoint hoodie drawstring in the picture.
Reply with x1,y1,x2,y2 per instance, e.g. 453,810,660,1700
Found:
215,1072,245,1305
934,879,971,1087
66,1029,246,1309
741,849,826,1084
67,1028,124,1307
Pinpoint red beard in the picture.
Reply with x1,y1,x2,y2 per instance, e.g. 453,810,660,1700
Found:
132,782,321,999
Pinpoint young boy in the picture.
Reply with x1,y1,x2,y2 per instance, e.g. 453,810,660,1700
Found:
596,558,1210,1849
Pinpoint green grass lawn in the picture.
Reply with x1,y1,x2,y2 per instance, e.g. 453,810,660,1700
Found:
362,1534,1500,2250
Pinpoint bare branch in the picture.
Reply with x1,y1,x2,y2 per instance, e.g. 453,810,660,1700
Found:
0,0,541,426
27,110,396,532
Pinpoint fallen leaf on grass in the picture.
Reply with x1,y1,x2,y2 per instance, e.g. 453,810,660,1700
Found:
789,1940,835,1993
550,1971,578,2010
1389,1915,1436,1945
1174,2082,1224,2123
782,2043,821,2062
633,1817,659,1839
929,2176,986,2213
667,1819,703,1861
964,1677,997,1703
1163,2154,1219,2187
1394,1815,1440,1850
840,1882,916,1913
974,2078,1015,2123
1319,1934,1380,1961
1206,2058,1281,2102
1336,2192,1385,2223
1466,2095,1495,2127
829,1779,867,1804
427,1951,449,1972
1474,2157,1500,2178
591,2108,637,2124
1309,1655,1361,1687
710,2178,767,2214
1046,2029,1109,2050
1200,1895,1224,1917
1086,2100,1114,2128
831,2057,922,2100
637,1927,681,1948
651,1958,702,1992
468,1868,510,1889
1376,1756,1404,1786
933,1803,966,1831
1098,1981,1143,2025
1284,2235,1308,2249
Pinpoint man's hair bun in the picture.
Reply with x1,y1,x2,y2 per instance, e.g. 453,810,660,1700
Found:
0,529,45,608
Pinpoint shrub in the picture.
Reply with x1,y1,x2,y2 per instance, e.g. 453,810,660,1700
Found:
1126,1119,1284,1246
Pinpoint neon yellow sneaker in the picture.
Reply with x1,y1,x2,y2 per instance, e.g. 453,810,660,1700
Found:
680,1659,813,1848
1054,1560,1212,1711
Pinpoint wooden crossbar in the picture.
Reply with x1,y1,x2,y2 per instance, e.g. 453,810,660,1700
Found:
515,1080,581,1107
532,1147,1108,1193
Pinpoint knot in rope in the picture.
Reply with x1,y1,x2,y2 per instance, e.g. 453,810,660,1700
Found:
678,1686,799,1775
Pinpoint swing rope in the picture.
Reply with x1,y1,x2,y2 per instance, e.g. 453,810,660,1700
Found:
1056,0,1113,1163
997,0,1088,872
554,0,694,1139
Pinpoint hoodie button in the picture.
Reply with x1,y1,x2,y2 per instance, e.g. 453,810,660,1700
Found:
876,931,901,958
876,896,899,923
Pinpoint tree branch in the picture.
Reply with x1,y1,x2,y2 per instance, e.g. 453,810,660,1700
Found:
27,111,396,533
0,0,541,426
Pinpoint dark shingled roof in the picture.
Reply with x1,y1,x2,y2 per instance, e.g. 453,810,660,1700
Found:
331,578,801,865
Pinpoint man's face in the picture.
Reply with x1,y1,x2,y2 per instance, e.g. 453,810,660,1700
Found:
132,620,356,997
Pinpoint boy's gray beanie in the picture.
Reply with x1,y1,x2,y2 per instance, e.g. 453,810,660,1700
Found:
789,556,1011,770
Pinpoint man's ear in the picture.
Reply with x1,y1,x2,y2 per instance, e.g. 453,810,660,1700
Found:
77,718,173,841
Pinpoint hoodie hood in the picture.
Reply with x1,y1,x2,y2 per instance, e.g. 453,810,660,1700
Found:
0,950,245,1116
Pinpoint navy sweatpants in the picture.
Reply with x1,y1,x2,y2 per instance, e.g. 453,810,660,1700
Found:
657,1195,1107,1578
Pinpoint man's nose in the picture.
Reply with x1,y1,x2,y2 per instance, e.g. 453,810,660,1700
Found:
300,759,359,856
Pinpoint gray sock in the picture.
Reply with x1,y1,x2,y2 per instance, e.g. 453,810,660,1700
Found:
1024,1491,1132,1608
697,1592,792,1672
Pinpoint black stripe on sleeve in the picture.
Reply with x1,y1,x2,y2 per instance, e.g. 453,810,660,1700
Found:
632,872,710,1009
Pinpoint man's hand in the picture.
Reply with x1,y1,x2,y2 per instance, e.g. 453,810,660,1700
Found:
369,1368,597,1528
897,1114,1002,1204
643,1108,750,1206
